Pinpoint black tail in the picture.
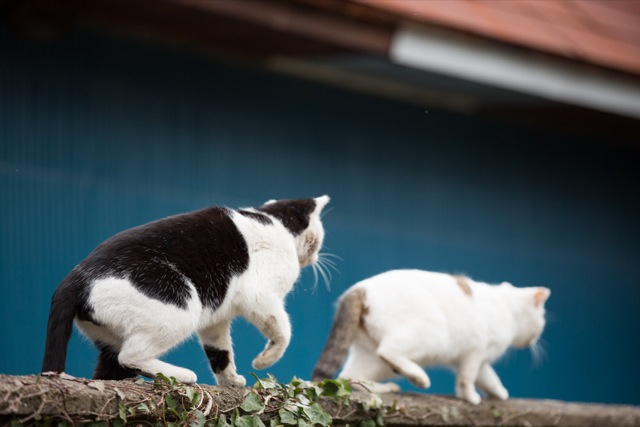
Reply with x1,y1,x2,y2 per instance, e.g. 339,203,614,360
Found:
312,287,366,381
41,272,83,373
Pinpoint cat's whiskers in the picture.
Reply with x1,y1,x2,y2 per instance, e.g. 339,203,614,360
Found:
311,262,320,290
320,207,334,220
530,338,548,366
311,252,341,291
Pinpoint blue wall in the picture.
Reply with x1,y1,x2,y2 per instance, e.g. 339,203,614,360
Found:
1,27,639,405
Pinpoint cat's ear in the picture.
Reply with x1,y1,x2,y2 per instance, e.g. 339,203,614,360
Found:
533,287,551,307
314,195,330,212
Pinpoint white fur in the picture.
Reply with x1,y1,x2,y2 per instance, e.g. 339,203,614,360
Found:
76,195,329,385
339,269,549,404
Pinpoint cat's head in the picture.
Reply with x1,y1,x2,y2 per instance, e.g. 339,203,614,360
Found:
505,283,551,349
258,195,330,267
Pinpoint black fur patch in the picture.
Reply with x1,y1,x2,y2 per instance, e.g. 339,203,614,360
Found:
93,341,138,380
75,207,249,309
42,270,89,373
204,346,230,373
258,198,316,235
238,210,273,225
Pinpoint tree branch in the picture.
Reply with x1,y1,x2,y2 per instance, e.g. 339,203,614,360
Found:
1,374,638,426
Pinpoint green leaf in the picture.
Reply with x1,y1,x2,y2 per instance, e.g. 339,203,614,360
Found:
235,414,257,427
270,417,283,427
216,414,230,427
192,409,207,426
359,420,375,427
297,419,311,427
135,377,145,385
278,409,298,425
137,403,150,413
192,391,202,406
118,402,127,422
165,394,179,410
114,387,126,401
253,414,267,427
155,372,178,386
240,391,264,413
112,419,125,427
375,413,384,426
319,379,351,400
185,386,195,401
302,403,331,427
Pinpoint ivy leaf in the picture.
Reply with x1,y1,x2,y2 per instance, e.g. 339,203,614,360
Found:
137,403,150,413
375,413,384,426
114,387,126,401
278,409,298,425
118,402,127,422
235,414,258,427
192,409,207,426
240,391,264,413
302,403,331,427
318,379,351,400
165,394,179,410
191,391,202,406
216,413,230,427
185,386,195,402
253,414,267,427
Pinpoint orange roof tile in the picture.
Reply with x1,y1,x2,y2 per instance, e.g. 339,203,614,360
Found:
352,0,640,76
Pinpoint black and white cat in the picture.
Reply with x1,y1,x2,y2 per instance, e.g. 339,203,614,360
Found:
42,196,330,386
312,269,550,404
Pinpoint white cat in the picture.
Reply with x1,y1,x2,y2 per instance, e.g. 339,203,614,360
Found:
312,269,550,404
42,196,330,386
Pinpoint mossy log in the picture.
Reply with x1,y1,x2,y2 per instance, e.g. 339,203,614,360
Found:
1,374,639,426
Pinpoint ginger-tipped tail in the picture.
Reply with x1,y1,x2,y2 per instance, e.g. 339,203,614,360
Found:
312,287,366,381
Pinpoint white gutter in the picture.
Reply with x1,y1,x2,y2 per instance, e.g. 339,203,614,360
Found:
390,25,640,119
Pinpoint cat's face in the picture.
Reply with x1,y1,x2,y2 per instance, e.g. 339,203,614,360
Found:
295,196,329,267
511,285,550,348
258,195,330,268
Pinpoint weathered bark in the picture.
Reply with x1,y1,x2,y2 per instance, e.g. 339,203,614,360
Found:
1,374,639,426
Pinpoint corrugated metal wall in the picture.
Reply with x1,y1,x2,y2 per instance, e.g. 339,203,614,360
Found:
1,26,639,404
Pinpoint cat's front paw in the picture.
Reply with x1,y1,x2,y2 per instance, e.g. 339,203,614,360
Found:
166,368,198,384
459,389,482,405
408,373,431,389
217,373,246,387
490,386,509,401
252,343,284,370
252,352,276,370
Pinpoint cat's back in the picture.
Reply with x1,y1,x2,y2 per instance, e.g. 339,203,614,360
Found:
354,269,464,303
354,269,479,333
76,207,251,309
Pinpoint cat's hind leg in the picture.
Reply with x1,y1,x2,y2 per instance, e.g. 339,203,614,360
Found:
455,351,483,404
118,334,197,384
340,335,400,393
376,344,431,389
93,342,138,380
475,363,509,400
199,320,245,387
